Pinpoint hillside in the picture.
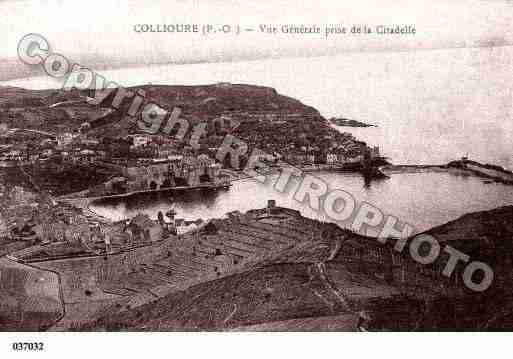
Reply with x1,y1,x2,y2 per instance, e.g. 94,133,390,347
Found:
0,84,366,157
78,205,513,331
0,84,374,186
2,203,513,331
423,205,513,257
0,84,320,134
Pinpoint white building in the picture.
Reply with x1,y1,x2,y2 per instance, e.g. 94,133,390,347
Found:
57,132,75,148
326,153,338,164
131,135,151,148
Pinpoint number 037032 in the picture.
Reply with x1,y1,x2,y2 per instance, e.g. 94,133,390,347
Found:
12,342,44,351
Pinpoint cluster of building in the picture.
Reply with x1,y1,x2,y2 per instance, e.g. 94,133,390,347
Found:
0,124,182,166
282,145,380,165
92,152,229,196
231,112,381,167
1,199,204,261
0,128,103,166
0,183,162,255
0,185,38,241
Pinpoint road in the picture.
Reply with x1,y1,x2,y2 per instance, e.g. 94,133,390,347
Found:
8,128,56,138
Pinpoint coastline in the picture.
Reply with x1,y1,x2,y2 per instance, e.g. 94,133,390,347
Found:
382,163,513,185
382,164,456,174
225,161,513,184
59,160,513,204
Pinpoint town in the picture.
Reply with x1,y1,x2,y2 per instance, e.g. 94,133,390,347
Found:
0,83,386,285
1,82,509,332
0,83,386,200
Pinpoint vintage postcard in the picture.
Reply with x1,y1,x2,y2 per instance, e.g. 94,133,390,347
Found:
0,0,512,356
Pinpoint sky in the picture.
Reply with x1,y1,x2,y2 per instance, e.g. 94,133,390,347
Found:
1,0,513,80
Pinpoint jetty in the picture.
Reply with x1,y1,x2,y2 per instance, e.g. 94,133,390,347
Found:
382,158,513,185
448,158,513,185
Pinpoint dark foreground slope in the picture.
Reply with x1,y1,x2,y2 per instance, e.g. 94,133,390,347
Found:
80,205,513,331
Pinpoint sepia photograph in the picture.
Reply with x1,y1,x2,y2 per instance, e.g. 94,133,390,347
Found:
0,0,512,357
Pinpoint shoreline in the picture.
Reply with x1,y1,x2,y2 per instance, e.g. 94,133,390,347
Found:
60,182,231,201
59,161,513,204
383,163,513,185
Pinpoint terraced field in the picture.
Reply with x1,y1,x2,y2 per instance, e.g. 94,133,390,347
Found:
2,206,341,330
117,213,323,292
